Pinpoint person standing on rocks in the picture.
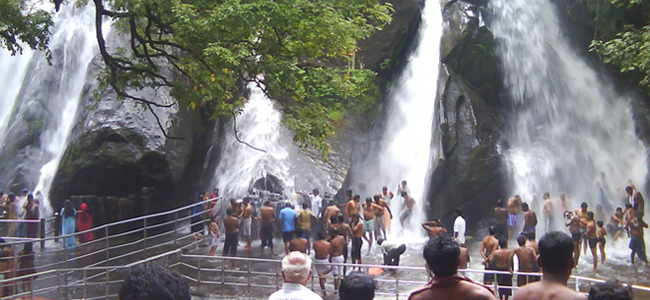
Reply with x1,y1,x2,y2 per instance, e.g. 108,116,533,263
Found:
279,203,298,255
626,211,649,270
495,199,508,241
626,186,645,218
507,196,523,242
373,194,391,240
522,203,538,234
453,209,466,246
486,239,514,300
313,231,332,297
565,211,582,265
297,202,317,254
399,192,415,228
362,197,382,253
543,193,554,233
350,213,364,268
345,195,361,223
208,217,221,256
222,208,239,270
514,235,538,286
480,226,499,285
258,201,275,255
397,180,410,197
239,197,253,251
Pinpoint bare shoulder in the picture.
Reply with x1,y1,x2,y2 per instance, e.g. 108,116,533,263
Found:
459,281,498,300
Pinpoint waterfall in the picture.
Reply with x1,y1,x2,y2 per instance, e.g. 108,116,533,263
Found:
352,0,442,237
0,48,34,147
211,81,336,202
490,0,648,231
0,3,104,218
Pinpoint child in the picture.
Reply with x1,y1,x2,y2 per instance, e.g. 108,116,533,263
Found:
596,220,607,264
17,242,37,293
209,217,221,256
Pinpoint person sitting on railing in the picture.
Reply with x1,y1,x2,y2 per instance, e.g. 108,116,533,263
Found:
408,235,497,300
340,271,377,300
118,263,190,300
511,232,586,300
269,251,322,300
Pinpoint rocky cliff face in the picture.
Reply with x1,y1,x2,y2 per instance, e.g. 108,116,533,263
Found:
428,0,509,231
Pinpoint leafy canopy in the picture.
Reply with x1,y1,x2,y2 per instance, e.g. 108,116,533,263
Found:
0,0,52,57
86,0,392,153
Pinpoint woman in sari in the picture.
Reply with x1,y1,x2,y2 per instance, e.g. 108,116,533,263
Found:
23,194,39,238
61,200,76,249
77,202,94,243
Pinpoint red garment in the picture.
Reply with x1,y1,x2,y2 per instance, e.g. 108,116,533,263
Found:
24,203,40,238
77,203,94,243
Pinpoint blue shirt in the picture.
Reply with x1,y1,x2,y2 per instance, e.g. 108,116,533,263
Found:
279,207,297,232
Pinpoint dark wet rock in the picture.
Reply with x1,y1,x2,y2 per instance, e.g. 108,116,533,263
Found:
427,0,509,231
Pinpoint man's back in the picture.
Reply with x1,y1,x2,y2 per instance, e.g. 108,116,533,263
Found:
408,275,497,300
513,281,586,300
268,282,322,300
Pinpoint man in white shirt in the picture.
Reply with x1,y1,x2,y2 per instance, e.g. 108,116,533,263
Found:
269,251,322,300
453,208,467,245
378,238,406,267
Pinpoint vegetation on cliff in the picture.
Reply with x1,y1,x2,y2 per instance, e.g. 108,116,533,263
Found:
1,0,393,154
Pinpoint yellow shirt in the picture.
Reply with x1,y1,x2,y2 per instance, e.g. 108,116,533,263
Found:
298,210,315,231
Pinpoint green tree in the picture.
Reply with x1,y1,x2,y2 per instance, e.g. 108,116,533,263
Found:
0,0,52,57
3,0,391,154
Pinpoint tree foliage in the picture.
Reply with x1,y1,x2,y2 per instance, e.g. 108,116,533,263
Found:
1,0,392,154
0,0,52,57
88,0,392,153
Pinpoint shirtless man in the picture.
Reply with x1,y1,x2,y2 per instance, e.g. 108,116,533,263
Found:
336,215,352,273
459,246,471,277
289,229,309,253
408,235,497,300
313,232,332,297
511,232,587,300
239,197,253,251
525,231,539,258
379,186,394,206
514,235,538,286
626,211,649,270
398,180,410,196
350,213,364,268
374,194,392,240
575,202,590,255
480,226,499,285
345,195,361,223
400,191,415,227
362,197,382,252
495,199,509,241
565,211,582,265
323,201,341,230
487,239,514,300
508,196,523,241
583,211,599,270
522,203,538,234
559,193,569,213
223,208,239,270
329,229,346,290
607,207,625,240
625,186,645,217
422,219,447,238
258,201,275,255
543,193,554,233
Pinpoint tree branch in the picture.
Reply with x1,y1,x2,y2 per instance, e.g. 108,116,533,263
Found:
231,110,266,152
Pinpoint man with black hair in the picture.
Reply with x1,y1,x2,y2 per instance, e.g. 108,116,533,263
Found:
118,263,190,300
584,211,599,271
514,235,538,286
422,219,447,238
408,235,497,300
377,238,406,267
340,271,377,300
259,201,275,255
626,211,649,270
512,232,586,300
345,195,361,223
487,239,514,300
495,199,509,241
522,203,537,234
313,231,332,296
575,202,590,255
481,226,499,285
588,281,632,300
290,228,309,253
223,208,239,270
400,191,415,227
350,213,364,267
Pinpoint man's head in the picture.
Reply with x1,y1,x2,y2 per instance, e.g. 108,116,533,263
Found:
313,188,319,196
515,195,521,201
581,202,588,211
373,194,380,202
118,263,190,300
213,188,219,194
597,220,604,228
338,215,344,223
522,203,529,212
317,231,327,241
543,192,550,199
626,186,634,195
538,232,574,277
243,197,250,205
353,195,361,202
352,213,360,222
382,186,388,192
401,180,407,186
365,197,372,205
496,199,503,207
281,251,312,285
616,207,623,213
401,191,408,197
226,208,234,216
499,238,508,249
302,202,309,209
264,200,272,207
517,235,527,247
587,211,595,220
21,189,28,196
346,189,353,198
489,225,496,236
423,235,459,277
454,208,462,217
588,281,632,300
527,230,536,241
339,271,377,300
330,214,338,224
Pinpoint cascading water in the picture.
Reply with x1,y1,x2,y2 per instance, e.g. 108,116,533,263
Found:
0,3,105,218
0,48,34,147
352,0,442,237
490,0,648,232
211,81,336,202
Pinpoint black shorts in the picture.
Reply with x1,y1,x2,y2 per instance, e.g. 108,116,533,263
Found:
571,232,581,242
598,237,606,246
261,223,274,248
223,233,238,256
588,237,598,249
343,242,349,262
283,231,295,243
352,237,363,260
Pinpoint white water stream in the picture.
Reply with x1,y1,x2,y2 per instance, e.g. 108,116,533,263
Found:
353,0,443,238
0,48,34,148
490,0,648,236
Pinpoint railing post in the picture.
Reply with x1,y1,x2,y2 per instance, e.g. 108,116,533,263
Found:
248,260,252,288
395,267,399,300
105,227,110,265
174,212,178,246
198,258,202,288
83,269,87,299
494,272,499,297
575,277,580,292
105,268,110,299
143,218,148,251
222,258,225,285
40,218,46,249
